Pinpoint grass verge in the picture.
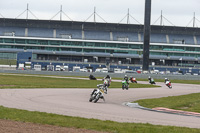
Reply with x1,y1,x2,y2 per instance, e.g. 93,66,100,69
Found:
135,93,200,113
0,106,200,133
0,74,158,89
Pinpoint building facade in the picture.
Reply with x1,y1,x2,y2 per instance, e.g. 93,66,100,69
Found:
0,18,200,69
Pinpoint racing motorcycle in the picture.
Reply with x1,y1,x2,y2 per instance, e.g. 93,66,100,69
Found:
165,81,172,89
89,74,97,80
122,80,129,90
130,77,137,83
89,84,105,103
149,78,156,84
103,78,111,87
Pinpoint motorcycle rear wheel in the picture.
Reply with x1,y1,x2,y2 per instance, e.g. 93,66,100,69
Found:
94,95,100,103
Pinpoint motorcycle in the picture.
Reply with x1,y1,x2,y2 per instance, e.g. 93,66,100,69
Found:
103,78,111,87
130,77,137,83
122,80,129,90
166,81,172,89
89,84,105,103
149,78,156,84
89,74,97,80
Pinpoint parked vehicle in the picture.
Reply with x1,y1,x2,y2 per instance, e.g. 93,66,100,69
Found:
89,84,106,103
114,68,123,73
55,65,61,71
73,66,80,72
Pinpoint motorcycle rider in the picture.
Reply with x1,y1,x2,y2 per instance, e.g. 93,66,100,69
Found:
129,76,133,81
124,75,129,85
104,75,111,80
148,76,151,83
103,75,111,86
164,78,171,84
90,84,105,101
130,76,137,83
148,76,154,84
102,75,111,94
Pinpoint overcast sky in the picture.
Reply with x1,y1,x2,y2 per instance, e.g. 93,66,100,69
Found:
0,0,200,27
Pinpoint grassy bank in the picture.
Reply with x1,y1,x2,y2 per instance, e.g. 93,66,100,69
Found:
0,106,199,133
135,93,200,113
0,74,157,89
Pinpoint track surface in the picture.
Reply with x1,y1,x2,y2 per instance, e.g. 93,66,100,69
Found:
0,80,200,128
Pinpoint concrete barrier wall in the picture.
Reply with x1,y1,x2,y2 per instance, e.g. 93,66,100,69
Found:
0,70,200,81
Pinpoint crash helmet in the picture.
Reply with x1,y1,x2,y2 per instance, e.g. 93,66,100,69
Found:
165,78,168,80
148,76,151,79
106,75,110,78
125,75,127,77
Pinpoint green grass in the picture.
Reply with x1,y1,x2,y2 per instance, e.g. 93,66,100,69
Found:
0,106,200,133
1,73,200,132
0,74,158,89
135,93,200,113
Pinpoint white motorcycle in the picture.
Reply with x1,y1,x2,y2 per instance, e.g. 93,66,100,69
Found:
89,84,105,103
103,78,111,87
166,81,172,89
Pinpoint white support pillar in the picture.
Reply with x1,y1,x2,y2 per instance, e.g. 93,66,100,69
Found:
53,29,56,38
25,28,28,37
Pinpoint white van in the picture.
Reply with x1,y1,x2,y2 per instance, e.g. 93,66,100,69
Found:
55,65,61,71
63,66,69,71
95,68,102,72
73,66,80,72
34,64,41,71
114,68,123,73
102,68,108,73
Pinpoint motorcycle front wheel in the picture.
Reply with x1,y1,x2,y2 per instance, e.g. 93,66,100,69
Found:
122,85,124,90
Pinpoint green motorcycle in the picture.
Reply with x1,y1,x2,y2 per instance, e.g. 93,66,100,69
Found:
122,80,129,90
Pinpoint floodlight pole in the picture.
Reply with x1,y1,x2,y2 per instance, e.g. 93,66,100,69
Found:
94,7,96,22
60,5,62,21
160,10,163,25
127,8,130,24
142,0,151,71
26,4,29,19
193,12,195,27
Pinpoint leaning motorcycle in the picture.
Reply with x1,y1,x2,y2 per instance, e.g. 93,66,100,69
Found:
149,78,156,84
89,74,97,80
130,77,137,83
122,80,129,90
103,78,111,87
166,81,172,89
89,84,105,103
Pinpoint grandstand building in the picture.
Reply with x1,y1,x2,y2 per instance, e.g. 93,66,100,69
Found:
0,18,200,71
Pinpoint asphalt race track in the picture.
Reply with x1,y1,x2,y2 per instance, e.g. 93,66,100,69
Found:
0,80,200,128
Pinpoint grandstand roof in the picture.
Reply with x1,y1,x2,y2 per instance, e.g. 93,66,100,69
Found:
0,18,200,35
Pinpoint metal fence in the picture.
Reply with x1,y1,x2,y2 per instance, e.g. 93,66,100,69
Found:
0,70,199,81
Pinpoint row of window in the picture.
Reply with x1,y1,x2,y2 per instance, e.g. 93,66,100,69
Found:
0,44,199,58
1,38,200,53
